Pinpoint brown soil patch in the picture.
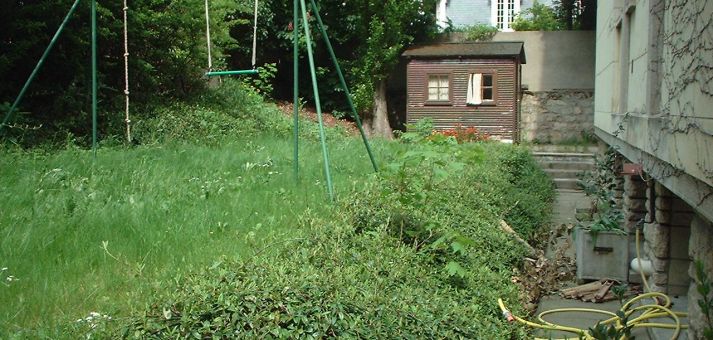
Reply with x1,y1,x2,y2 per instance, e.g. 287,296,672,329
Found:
275,101,359,135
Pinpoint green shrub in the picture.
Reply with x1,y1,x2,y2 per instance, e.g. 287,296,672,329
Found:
85,215,526,339
132,80,349,145
455,24,499,42
80,141,552,339
511,1,561,31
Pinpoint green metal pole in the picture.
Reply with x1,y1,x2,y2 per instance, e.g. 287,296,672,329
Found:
299,0,334,201
309,0,378,173
0,0,83,133
91,0,98,158
293,0,299,182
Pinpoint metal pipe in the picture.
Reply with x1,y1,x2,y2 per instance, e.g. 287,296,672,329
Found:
293,0,300,181
309,0,378,172
299,0,334,201
204,69,259,77
1,0,83,133
91,0,98,158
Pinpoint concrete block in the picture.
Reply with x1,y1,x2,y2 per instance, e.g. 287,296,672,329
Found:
624,177,646,198
575,228,629,282
672,198,693,212
655,196,671,211
670,211,693,227
669,226,690,260
625,211,646,222
652,257,669,273
668,259,691,286
643,223,670,258
623,218,644,231
655,209,671,224
650,284,667,294
652,271,669,285
667,284,688,297
654,182,671,197
624,196,647,212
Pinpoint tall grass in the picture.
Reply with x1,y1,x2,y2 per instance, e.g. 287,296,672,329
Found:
0,135,385,336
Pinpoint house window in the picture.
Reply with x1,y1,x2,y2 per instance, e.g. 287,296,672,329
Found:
427,74,450,101
467,73,495,105
492,0,520,32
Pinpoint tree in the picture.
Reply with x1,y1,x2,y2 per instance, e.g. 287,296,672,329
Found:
246,0,438,139
348,0,438,138
0,0,242,136
511,1,561,31
551,0,597,30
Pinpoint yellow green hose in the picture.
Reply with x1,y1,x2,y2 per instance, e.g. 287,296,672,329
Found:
497,229,689,340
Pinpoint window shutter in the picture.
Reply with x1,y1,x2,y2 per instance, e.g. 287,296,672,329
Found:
467,73,482,105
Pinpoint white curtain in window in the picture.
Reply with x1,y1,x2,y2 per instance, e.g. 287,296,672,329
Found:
428,77,439,100
467,73,482,105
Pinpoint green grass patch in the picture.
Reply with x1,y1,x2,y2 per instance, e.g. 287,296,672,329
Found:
0,135,382,337
1,83,555,338
61,139,553,339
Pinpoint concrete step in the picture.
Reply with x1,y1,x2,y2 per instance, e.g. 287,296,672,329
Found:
544,168,585,179
538,161,595,171
530,144,599,154
533,153,596,164
554,178,581,190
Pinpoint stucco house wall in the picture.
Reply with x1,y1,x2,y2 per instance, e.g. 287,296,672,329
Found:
594,1,713,337
492,31,595,143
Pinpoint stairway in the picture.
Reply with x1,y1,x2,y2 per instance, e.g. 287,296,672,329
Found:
531,145,597,191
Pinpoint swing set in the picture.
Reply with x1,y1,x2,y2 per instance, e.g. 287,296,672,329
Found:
0,0,377,201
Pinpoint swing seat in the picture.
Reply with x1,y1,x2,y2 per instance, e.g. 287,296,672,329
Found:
205,69,259,77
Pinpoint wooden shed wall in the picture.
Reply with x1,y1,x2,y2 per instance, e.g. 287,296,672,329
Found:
406,59,519,141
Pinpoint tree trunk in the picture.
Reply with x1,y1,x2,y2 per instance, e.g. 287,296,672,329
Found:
369,79,393,139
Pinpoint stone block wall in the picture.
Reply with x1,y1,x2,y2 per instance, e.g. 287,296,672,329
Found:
622,175,648,285
641,182,693,296
520,90,594,143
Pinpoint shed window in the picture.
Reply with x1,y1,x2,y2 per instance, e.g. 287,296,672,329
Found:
427,75,450,101
467,73,495,105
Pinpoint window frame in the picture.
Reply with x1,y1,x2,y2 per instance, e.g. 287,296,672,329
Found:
425,73,452,105
491,0,520,32
466,70,498,106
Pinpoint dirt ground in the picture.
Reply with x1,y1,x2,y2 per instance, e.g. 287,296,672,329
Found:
275,101,359,135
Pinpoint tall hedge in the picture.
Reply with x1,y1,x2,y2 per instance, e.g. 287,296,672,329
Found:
0,0,247,132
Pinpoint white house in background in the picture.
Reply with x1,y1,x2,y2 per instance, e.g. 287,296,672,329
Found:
436,0,554,31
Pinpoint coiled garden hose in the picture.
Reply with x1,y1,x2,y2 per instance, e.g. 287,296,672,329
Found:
497,228,689,340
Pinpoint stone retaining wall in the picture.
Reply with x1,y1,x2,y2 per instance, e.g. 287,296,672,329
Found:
520,90,594,143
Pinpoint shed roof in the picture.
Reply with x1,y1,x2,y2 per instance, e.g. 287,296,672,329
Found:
402,42,526,64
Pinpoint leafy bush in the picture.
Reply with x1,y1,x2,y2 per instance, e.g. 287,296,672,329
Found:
511,1,561,31
83,141,553,339
577,147,625,237
454,24,499,42
132,80,349,145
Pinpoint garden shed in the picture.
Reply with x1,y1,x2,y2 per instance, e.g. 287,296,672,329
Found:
402,42,525,142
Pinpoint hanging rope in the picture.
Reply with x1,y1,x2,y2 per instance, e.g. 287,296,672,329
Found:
251,0,258,69
123,0,131,142
203,0,258,72
204,0,213,70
